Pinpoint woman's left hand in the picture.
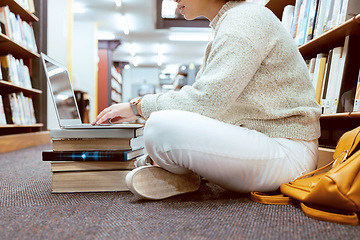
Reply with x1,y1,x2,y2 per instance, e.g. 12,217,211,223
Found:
91,103,138,125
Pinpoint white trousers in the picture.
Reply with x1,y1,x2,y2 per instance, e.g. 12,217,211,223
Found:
144,110,318,192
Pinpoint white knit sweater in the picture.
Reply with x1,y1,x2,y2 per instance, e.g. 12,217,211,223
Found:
141,1,321,140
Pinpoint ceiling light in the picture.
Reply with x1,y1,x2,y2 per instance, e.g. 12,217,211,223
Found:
132,57,138,67
115,0,122,7
157,44,165,66
129,43,136,57
169,34,213,42
157,56,163,67
122,15,129,35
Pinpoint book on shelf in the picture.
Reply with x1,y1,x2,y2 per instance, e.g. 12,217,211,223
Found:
352,69,360,112
319,49,334,113
52,135,144,151
14,0,36,14
51,160,136,172
0,54,32,88
0,6,11,38
289,0,302,38
337,35,360,113
281,5,295,33
295,0,311,45
0,5,38,53
324,0,342,31
285,0,360,44
322,46,344,114
0,95,7,125
52,170,131,193
1,92,36,125
0,7,8,36
42,148,144,162
311,53,328,104
0,55,11,82
304,0,318,43
50,127,144,139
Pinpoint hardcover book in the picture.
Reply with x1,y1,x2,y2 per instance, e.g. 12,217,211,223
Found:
51,160,136,172
52,170,131,193
42,148,144,162
51,136,144,151
50,127,144,139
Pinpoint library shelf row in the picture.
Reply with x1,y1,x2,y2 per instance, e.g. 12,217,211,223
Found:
1,0,38,22
0,33,39,59
299,14,360,60
0,131,50,154
0,0,50,154
0,80,42,95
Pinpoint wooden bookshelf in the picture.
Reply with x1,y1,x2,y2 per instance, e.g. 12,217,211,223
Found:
0,80,42,95
265,0,295,20
0,33,39,58
2,0,38,22
0,0,50,153
265,0,360,148
299,14,360,60
0,131,50,153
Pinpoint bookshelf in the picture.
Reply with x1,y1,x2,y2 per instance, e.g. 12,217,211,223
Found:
0,0,50,153
266,0,360,148
110,65,122,104
98,40,122,113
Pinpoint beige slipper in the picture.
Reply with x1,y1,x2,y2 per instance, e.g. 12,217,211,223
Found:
125,165,201,200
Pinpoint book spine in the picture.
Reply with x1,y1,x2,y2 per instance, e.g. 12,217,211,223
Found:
353,69,360,112
50,128,144,139
0,95,7,125
42,150,142,162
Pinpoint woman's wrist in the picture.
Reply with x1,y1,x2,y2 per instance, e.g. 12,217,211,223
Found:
136,101,143,118
129,97,143,118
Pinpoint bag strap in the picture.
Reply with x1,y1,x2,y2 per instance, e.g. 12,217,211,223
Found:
250,191,295,205
300,202,359,226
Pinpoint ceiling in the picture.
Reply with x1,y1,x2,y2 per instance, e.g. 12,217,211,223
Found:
72,0,212,71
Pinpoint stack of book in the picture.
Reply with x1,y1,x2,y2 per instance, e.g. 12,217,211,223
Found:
42,126,144,193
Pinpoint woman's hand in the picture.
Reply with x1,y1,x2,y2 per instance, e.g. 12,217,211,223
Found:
91,103,138,125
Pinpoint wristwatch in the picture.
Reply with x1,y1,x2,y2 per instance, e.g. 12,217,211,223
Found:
129,97,142,117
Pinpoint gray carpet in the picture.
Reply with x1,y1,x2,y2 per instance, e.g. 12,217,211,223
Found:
0,144,359,240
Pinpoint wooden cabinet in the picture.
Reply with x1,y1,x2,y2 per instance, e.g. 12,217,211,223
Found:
0,0,49,153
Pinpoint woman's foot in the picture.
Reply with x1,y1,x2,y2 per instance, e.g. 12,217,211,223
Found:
125,165,201,200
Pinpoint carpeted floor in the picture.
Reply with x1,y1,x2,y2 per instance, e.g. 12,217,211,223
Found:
0,144,359,240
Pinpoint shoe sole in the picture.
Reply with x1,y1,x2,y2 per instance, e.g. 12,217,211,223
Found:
127,166,201,200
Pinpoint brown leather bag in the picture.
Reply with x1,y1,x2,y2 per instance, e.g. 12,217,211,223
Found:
251,126,360,225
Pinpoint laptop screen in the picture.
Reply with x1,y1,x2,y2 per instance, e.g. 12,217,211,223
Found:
41,53,82,126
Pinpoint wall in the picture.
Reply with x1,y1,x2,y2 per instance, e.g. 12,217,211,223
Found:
47,0,70,129
47,0,98,128
72,21,98,122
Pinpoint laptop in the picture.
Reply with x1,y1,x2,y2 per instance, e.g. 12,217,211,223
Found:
41,53,142,129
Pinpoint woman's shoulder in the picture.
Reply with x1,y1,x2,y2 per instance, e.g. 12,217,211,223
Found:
224,2,278,23
217,2,283,35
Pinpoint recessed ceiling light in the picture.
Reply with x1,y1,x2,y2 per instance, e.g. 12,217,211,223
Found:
122,15,129,35
115,0,122,7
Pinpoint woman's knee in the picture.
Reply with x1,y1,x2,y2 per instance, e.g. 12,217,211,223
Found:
144,110,189,146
